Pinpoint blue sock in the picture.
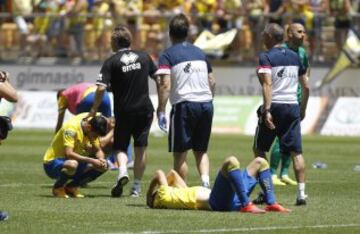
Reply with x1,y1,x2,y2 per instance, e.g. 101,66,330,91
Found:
54,172,69,188
228,169,249,207
67,170,104,187
258,169,276,205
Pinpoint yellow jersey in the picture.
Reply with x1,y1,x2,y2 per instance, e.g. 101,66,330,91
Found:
153,185,210,210
43,113,100,162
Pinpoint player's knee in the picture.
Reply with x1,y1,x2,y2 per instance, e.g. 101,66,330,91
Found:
222,156,240,174
62,160,78,176
155,169,166,178
255,157,269,171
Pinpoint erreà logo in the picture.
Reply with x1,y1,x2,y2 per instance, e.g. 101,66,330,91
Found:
183,63,191,73
120,52,138,65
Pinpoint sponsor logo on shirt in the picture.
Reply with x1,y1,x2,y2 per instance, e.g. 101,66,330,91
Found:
120,52,141,73
183,62,205,74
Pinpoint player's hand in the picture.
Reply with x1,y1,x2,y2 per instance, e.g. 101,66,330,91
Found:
300,110,306,121
0,71,9,82
92,158,107,170
157,112,167,133
264,112,275,130
98,158,108,170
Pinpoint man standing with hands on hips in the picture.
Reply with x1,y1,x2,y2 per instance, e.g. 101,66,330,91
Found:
156,14,216,188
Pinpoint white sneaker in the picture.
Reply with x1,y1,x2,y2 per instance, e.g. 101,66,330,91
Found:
130,188,140,197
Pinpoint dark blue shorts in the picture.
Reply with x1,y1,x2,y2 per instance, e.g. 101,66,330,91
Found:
113,112,153,152
169,101,213,152
43,158,88,179
253,103,302,154
77,91,112,117
209,170,257,211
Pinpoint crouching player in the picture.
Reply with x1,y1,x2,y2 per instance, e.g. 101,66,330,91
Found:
43,113,109,198
147,156,290,213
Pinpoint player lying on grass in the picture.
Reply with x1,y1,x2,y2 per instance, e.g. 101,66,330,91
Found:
43,113,109,198
147,156,290,213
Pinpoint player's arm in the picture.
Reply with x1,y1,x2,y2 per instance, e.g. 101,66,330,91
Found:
65,146,105,169
55,94,67,133
157,74,170,114
258,72,275,130
208,72,216,97
166,169,187,188
0,71,18,103
146,170,168,208
299,74,310,120
89,85,106,117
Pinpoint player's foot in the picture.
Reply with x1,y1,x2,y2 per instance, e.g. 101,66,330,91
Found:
280,175,297,185
240,203,266,214
202,182,210,188
65,186,85,198
130,189,140,198
252,192,265,205
265,203,291,213
0,211,9,221
127,161,134,169
52,187,69,198
111,175,129,197
272,175,286,186
295,198,307,206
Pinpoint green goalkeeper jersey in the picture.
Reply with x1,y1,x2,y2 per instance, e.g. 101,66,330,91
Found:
282,42,310,102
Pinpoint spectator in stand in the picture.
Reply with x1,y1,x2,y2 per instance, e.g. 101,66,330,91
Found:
324,0,352,55
264,0,285,25
215,0,243,33
309,0,327,61
192,0,218,32
245,0,265,57
92,0,111,60
66,0,88,60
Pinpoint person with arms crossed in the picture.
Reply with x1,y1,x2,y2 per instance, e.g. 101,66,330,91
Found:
147,155,290,213
269,23,310,186
253,23,310,205
89,25,158,198
43,113,108,198
156,14,216,188
0,70,18,221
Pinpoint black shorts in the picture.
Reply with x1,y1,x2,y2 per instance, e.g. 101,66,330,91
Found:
113,112,153,152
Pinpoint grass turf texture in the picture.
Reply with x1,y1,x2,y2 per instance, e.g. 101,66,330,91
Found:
0,130,359,234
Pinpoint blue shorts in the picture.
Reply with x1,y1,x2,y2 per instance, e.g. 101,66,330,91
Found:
169,101,213,152
43,158,88,179
253,103,302,154
209,170,257,211
77,91,112,117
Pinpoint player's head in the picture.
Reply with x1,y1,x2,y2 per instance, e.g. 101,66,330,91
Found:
88,115,108,137
111,25,132,51
169,13,189,43
287,23,306,47
262,23,284,49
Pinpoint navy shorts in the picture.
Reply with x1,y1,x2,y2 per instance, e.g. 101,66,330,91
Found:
77,91,112,117
113,112,153,152
43,158,88,179
253,103,302,154
209,170,257,211
169,101,213,152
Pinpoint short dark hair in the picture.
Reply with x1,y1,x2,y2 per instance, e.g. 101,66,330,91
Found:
89,115,108,137
169,14,189,40
112,25,132,48
263,23,284,44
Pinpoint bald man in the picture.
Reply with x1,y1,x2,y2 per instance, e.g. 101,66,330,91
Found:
253,23,310,206
269,23,310,187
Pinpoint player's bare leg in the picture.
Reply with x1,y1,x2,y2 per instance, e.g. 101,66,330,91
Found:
130,146,147,197
173,152,188,181
111,150,129,197
194,151,210,187
292,152,306,205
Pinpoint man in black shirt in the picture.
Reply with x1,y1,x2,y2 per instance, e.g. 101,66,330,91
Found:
89,25,157,198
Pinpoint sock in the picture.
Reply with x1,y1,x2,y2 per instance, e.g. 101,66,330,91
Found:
201,175,210,187
297,183,306,199
54,171,69,188
280,153,291,177
127,144,133,162
118,165,128,180
132,179,141,192
67,170,104,187
228,169,249,207
270,139,281,175
258,169,276,205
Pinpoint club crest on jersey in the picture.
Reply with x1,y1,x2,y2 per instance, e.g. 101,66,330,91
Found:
120,52,141,72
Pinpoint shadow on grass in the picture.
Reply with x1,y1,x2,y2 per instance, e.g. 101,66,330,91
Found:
126,204,147,208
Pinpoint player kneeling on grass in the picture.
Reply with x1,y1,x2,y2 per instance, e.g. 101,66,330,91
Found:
43,113,109,198
147,156,290,213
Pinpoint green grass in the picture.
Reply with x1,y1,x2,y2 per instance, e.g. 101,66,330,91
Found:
0,130,360,233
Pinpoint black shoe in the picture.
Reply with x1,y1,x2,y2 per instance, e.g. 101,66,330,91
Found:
0,211,9,221
252,192,265,205
295,198,307,206
111,175,129,197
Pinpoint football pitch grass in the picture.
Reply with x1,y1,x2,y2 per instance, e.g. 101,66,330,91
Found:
0,130,359,234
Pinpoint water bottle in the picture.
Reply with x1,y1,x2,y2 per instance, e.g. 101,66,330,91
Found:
353,165,360,172
312,161,327,169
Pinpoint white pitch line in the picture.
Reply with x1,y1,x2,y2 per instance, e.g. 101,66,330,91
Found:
105,223,360,234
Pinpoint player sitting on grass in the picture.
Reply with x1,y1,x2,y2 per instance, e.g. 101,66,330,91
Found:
147,156,290,213
43,113,109,198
